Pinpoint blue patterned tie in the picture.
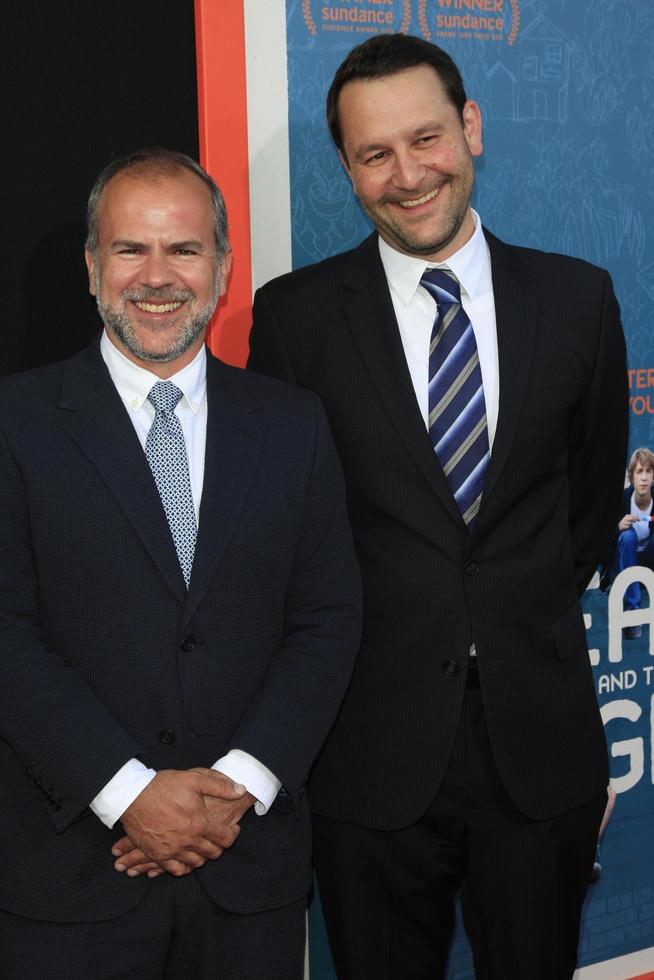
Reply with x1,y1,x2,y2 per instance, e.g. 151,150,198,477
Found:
422,268,490,528
145,381,197,587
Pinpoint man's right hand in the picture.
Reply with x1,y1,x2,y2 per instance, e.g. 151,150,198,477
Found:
618,514,638,531
117,769,246,877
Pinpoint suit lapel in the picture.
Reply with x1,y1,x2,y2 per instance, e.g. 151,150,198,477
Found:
342,235,463,526
477,231,539,521
340,232,540,532
58,341,187,602
183,354,263,621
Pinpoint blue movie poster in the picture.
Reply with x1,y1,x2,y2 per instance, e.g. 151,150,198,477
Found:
284,1,654,974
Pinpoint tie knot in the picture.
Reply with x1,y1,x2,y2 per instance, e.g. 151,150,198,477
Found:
148,380,183,414
421,268,461,306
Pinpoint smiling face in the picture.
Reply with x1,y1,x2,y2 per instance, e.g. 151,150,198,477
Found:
633,462,654,504
337,65,483,262
85,169,231,376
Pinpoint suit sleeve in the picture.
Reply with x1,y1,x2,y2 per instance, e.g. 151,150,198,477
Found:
0,420,142,832
226,395,362,804
248,286,299,384
568,271,629,594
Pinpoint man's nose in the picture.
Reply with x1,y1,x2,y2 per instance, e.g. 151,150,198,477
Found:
392,149,426,191
141,249,174,286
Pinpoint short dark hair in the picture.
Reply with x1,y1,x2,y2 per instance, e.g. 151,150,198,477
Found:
326,33,468,156
85,146,229,258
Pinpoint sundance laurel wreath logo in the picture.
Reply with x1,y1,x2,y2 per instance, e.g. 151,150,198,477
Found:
419,0,520,46
302,0,412,37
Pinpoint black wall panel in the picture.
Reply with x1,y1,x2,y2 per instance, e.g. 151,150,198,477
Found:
2,1,199,375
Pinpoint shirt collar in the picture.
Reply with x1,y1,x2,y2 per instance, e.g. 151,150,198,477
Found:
378,209,488,306
100,330,207,414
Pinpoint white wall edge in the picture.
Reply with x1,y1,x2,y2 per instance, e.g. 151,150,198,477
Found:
243,0,293,293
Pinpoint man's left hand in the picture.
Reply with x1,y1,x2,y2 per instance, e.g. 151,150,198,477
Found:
111,768,255,877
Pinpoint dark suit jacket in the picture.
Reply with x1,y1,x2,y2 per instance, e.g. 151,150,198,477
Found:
0,340,361,922
248,229,628,830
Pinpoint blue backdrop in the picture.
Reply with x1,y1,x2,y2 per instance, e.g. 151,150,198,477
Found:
284,1,654,973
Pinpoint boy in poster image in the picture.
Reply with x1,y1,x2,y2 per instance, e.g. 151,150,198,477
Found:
610,447,654,640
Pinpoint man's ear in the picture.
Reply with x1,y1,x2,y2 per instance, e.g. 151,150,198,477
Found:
218,249,233,298
84,249,97,297
462,100,483,158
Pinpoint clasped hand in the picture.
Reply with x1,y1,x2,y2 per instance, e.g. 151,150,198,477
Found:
112,767,255,879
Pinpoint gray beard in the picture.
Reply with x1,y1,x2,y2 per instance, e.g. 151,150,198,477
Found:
97,299,215,363
95,272,219,364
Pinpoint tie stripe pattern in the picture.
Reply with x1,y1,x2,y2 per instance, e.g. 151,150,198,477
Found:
145,381,197,587
422,268,489,527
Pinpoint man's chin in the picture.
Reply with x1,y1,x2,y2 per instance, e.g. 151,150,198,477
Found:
107,333,195,367
131,347,184,364
386,230,458,259
105,319,208,365
126,332,206,364
372,213,459,259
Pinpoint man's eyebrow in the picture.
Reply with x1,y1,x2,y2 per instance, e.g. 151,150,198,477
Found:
110,239,145,250
168,240,208,252
108,239,209,252
352,124,446,160
353,142,387,161
413,123,446,137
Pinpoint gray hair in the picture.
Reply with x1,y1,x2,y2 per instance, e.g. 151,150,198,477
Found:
85,147,229,258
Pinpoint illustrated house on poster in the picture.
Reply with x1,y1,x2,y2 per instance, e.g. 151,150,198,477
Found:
486,62,518,120
517,15,572,123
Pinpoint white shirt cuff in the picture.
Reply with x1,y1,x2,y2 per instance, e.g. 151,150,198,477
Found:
213,749,281,815
89,758,157,829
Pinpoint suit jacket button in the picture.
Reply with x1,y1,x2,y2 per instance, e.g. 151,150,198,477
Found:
464,560,479,575
442,660,460,676
49,799,62,811
180,635,196,652
158,729,176,744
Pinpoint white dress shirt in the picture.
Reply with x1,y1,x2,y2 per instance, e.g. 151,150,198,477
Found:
89,331,281,828
630,494,653,549
378,209,499,449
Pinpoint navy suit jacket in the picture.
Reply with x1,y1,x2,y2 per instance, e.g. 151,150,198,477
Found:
249,229,628,829
0,340,361,921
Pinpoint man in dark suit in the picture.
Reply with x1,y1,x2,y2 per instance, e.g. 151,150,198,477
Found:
248,34,628,980
0,148,361,979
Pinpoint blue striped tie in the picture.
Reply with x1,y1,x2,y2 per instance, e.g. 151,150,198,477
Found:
422,268,489,528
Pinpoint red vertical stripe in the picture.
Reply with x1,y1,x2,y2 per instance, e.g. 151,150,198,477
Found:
195,0,251,366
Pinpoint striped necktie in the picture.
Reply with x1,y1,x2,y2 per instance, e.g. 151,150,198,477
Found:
422,268,489,528
145,381,197,587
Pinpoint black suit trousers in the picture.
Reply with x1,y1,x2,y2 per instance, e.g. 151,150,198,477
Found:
0,877,305,980
313,689,605,980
